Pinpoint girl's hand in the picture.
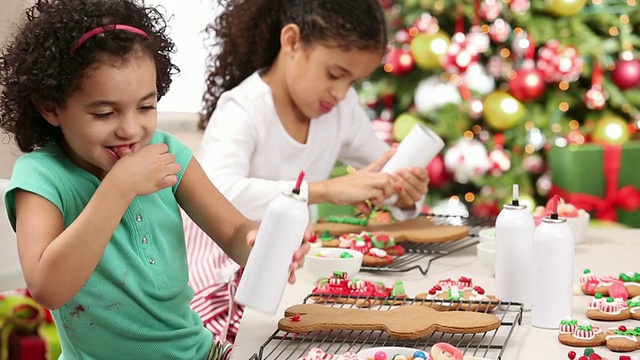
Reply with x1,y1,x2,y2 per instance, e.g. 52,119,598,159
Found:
392,166,430,209
109,143,181,197
245,227,311,284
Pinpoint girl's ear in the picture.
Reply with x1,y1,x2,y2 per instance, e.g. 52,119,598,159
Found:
31,96,60,127
280,23,302,53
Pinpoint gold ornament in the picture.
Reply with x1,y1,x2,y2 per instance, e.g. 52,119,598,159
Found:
410,32,450,70
482,91,525,131
548,0,587,16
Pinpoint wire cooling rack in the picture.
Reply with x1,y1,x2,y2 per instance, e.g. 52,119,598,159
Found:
250,295,523,360
360,214,495,275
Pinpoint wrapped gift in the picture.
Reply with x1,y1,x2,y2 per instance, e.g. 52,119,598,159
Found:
547,142,640,227
0,293,60,360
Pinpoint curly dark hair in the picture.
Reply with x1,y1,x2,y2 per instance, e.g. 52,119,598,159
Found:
0,0,178,153
199,0,388,130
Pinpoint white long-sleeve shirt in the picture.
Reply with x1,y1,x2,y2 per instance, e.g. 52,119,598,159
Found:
199,70,419,221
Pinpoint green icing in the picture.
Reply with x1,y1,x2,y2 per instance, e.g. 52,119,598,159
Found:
448,288,461,301
615,328,640,336
578,325,593,331
325,215,369,226
319,230,334,242
628,300,640,307
391,281,406,297
340,252,354,258
561,319,578,326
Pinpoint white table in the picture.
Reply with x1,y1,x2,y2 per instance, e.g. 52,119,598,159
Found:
231,228,640,360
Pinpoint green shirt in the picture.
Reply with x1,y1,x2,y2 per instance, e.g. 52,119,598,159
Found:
4,131,212,360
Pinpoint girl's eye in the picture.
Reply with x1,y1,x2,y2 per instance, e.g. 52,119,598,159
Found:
328,72,340,80
93,112,113,119
140,105,157,111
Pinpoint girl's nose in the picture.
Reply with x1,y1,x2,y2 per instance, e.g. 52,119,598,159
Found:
114,113,139,139
330,82,351,102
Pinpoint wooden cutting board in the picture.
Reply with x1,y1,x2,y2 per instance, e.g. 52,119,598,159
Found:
312,217,469,243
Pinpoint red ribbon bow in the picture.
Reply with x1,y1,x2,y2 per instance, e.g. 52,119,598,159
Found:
550,145,640,222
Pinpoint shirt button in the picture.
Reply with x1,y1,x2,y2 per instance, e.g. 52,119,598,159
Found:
136,215,143,222
142,237,148,244
149,258,155,265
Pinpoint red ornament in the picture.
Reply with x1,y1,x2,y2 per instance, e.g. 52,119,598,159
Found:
410,13,439,35
472,201,500,218
425,154,450,188
611,58,640,90
442,33,480,74
536,39,583,82
479,0,502,21
509,64,546,101
384,48,414,75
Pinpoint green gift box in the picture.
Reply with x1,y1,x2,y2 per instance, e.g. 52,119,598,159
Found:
547,141,640,228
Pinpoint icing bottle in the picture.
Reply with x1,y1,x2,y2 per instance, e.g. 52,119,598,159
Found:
495,184,535,309
235,171,310,314
531,195,575,328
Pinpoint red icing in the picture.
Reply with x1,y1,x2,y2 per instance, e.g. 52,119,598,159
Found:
585,279,600,293
313,274,391,298
291,314,301,322
608,280,629,300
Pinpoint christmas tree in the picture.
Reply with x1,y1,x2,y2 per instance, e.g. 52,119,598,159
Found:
359,0,640,218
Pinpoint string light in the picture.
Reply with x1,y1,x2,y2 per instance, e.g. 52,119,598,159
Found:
559,102,570,112
464,192,476,202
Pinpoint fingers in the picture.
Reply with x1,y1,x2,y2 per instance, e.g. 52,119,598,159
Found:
246,231,257,247
363,147,396,172
115,147,132,158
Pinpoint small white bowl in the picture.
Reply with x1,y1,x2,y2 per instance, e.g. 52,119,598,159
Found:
566,212,590,244
304,248,363,281
478,227,496,244
357,346,427,360
476,241,496,277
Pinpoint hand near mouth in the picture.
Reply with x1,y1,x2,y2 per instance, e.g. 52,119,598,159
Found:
115,146,132,158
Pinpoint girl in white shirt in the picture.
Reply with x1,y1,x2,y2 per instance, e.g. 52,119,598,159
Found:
185,0,430,342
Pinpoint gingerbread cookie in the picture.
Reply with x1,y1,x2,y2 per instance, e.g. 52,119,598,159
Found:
363,248,395,267
310,271,394,308
318,230,339,247
580,269,640,298
278,303,502,340
557,319,607,348
605,325,640,352
586,294,631,321
313,217,469,244
415,277,499,312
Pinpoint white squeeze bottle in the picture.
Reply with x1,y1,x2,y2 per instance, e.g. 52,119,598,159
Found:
495,184,535,310
235,171,310,314
531,195,574,328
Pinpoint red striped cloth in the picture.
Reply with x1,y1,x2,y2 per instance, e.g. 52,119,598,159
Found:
183,212,244,344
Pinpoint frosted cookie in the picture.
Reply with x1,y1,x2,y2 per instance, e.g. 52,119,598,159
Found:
310,271,392,308
557,319,607,347
586,295,631,321
605,325,640,352
297,348,359,360
415,277,499,312
580,269,618,296
369,231,405,257
363,248,394,267
319,230,340,248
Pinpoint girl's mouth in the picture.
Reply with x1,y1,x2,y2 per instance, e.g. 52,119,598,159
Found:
106,143,136,158
319,101,334,114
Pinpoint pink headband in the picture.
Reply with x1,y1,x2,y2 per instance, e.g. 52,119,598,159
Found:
71,24,150,52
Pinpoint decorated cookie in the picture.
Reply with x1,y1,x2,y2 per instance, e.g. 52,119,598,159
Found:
605,325,640,352
580,269,619,296
587,295,640,322
369,232,405,257
620,272,640,298
565,348,619,360
319,230,340,247
557,319,607,348
297,348,359,360
415,277,499,312
310,271,393,308
363,248,395,267
430,343,463,360
308,233,323,249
